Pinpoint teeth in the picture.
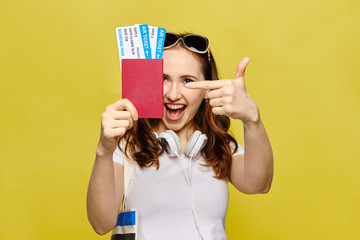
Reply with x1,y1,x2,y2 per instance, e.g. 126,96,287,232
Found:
166,104,184,110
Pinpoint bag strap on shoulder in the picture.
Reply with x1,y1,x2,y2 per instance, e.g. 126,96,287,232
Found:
123,154,135,209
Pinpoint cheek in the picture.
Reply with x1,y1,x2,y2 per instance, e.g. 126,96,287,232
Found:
195,88,206,99
187,89,206,105
163,82,171,96
187,87,206,95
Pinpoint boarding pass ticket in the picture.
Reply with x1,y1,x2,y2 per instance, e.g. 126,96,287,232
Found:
116,24,166,66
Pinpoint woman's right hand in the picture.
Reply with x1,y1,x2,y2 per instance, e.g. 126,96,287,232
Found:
97,98,138,155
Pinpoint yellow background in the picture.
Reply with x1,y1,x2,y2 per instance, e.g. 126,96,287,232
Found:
1,0,359,239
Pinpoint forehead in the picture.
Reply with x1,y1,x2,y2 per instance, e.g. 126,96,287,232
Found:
163,46,203,78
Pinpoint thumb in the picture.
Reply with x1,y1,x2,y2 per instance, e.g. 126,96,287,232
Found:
234,57,250,80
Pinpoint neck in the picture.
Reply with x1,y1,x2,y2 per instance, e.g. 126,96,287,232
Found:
176,126,196,153
155,122,196,154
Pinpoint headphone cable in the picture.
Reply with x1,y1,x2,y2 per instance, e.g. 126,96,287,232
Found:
175,151,205,240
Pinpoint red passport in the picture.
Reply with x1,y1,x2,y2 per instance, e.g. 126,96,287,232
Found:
121,59,164,118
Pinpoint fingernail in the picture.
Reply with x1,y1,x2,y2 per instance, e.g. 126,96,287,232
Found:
134,114,138,121
185,83,192,87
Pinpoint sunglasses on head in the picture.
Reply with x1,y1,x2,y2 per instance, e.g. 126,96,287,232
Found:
164,33,211,62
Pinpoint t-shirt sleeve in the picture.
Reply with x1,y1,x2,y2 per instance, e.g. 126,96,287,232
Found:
113,146,125,166
231,142,245,156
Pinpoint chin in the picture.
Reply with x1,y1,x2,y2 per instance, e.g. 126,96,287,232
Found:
162,121,184,132
164,118,195,134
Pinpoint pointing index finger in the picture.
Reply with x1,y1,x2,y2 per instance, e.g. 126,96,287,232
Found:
186,80,225,90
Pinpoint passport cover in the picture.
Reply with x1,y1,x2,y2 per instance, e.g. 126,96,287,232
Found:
121,59,164,118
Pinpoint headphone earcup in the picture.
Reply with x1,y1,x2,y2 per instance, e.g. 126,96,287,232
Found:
158,130,182,157
184,130,208,157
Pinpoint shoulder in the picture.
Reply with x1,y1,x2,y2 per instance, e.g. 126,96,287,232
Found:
113,140,128,166
230,142,244,156
113,146,125,166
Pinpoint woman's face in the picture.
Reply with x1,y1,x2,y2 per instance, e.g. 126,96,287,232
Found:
158,46,206,133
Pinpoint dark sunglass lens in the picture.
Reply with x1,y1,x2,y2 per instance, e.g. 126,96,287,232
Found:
164,33,179,47
184,35,208,52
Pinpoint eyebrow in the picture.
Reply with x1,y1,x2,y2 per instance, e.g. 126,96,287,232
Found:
182,74,198,80
163,73,199,80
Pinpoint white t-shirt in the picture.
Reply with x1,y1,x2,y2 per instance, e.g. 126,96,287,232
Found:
113,143,244,240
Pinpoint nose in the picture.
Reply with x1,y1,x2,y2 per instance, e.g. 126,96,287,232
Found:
165,81,181,101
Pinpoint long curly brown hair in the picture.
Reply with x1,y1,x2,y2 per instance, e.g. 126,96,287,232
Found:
119,33,238,179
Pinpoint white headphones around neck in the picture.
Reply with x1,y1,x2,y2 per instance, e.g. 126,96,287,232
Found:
158,130,208,157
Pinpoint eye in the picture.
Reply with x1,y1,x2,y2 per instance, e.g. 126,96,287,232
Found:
184,78,194,84
163,76,168,82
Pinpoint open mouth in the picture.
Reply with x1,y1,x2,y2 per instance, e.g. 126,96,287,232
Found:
165,104,186,121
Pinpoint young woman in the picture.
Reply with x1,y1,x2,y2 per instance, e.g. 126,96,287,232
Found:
87,32,273,239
